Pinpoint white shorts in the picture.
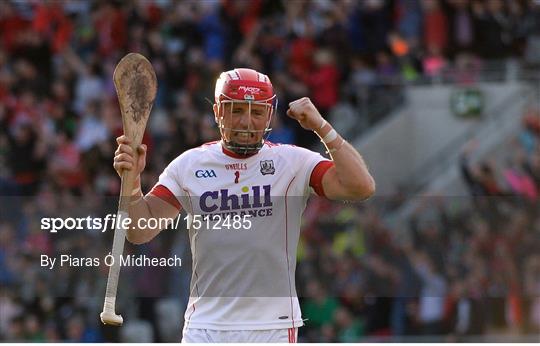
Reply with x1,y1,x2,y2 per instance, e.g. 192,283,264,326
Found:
182,327,298,343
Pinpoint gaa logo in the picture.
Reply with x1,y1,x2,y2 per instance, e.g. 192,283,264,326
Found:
195,170,217,178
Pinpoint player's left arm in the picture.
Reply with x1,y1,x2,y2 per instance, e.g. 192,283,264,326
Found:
287,97,375,201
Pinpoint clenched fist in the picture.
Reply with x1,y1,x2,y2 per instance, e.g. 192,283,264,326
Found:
113,135,147,177
286,97,325,131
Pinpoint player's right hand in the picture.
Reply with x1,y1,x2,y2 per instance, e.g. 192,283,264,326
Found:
113,135,147,177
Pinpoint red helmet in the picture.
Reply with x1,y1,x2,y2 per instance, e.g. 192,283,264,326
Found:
214,68,277,155
215,68,276,104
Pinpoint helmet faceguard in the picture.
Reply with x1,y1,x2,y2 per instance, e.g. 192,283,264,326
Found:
214,68,277,155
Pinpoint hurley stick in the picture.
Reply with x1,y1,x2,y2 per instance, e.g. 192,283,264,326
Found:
100,53,157,326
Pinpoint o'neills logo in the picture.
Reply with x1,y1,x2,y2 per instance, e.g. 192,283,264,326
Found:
200,185,272,213
225,163,247,171
238,86,260,94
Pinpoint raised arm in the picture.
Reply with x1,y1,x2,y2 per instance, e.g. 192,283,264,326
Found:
287,97,375,201
113,135,180,244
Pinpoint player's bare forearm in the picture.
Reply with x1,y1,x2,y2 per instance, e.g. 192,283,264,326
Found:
286,97,375,201
317,123,376,201
113,135,178,244
125,178,179,244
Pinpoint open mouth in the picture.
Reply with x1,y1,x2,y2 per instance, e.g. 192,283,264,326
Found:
233,132,255,142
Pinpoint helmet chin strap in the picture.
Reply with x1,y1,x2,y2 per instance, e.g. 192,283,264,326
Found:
222,129,272,155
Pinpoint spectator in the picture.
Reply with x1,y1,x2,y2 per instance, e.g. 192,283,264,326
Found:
396,0,422,47
447,0,475,56
267,113,295,144
6,316,25,341
445,278,486,337
422,0,448,54
305,49,339,115
503,153,538,201
6,121,46,195
523,152,540,188
334,307,365,342
93,2,127,58
423,45,448,77
302,280,340,329
375,50,399,80
460,141,506,196
473,0,511,59
524,255,540,333
75,101,109,152
48,132,85,191
23,314,45,342
407,250,448,335
32,1,73,53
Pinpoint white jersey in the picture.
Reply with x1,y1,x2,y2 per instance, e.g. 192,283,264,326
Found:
152,141,331,330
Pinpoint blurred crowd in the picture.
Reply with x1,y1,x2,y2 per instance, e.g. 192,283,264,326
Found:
1,0,540,342
297,110,540,341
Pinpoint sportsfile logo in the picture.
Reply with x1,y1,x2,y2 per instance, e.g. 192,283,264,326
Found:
195,169,217,178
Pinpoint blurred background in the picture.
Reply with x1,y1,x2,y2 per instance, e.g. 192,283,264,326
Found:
1,0,539,342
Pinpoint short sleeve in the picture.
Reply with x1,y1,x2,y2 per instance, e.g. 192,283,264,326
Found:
289,146,332,196
156,159,183,195
309,161,334,197
148,185,182,210
149,154,186,208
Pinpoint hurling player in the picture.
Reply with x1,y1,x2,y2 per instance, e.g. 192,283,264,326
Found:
113,68,375,342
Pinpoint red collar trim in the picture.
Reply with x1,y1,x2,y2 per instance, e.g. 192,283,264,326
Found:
221,142,258,159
